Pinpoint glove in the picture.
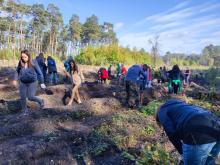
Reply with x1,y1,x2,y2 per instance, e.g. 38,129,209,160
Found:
40,83,46,89
178,155,184,165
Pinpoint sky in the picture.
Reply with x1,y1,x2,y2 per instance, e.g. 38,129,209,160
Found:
21,0,220,55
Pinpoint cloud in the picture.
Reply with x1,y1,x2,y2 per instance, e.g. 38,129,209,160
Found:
114,22,124,31
120,1,220,54
135,2,220,27
212,31,220,37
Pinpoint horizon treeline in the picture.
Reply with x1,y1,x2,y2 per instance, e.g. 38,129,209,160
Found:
0,0,117,57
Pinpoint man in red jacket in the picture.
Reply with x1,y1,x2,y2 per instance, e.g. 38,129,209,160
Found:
98,67,109,84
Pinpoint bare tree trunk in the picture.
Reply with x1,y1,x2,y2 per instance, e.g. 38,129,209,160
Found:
7,24,11,48
40,33,43,53
49,30,52,55
20,17,23,49
13,18,17,65
54,34,57,56
32,32,35,52
51,31,55,56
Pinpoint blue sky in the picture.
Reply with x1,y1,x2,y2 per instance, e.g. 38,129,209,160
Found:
21,0,220,55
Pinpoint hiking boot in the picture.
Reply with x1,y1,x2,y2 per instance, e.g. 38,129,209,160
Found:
40,99,44,109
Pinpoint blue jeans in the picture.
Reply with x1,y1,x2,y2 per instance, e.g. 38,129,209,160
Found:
49,72,57,84
183,141,220,165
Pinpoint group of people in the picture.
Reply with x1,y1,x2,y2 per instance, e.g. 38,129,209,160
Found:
12,50,220,164
125,64,152,108
97,63,128,85
35,53,58,85
13,50,85,115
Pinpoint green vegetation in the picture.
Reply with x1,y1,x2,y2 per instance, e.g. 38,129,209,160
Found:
75,45,152,66
136,143,176,165
205,67,220,89
70,110,93,120
188,99,220,116
0,1,117,58
164,44,220,67
140,101,163,116
90,111,157,150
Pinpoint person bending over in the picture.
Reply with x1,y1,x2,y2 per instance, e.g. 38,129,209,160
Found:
156,99,220,165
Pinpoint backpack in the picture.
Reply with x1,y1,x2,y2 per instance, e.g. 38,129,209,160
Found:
48,59,55,66
64,61,70,72
17,66,37,83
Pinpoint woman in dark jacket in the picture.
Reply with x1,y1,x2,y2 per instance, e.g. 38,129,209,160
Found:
13,50,46,115
36,52,47,81
47,56,57,84
168,65,184,94
156,99,220,165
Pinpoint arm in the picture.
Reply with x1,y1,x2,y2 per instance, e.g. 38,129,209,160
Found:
78,67,85,82
33,60,44,84
159,111,183,155
139,70,146,80
168,134,183,155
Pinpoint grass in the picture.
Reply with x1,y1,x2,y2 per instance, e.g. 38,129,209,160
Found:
140,101,163,116
70,110,93,120
90,111,158,150
136,142,176,165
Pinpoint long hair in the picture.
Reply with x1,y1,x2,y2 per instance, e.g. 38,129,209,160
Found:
69,59,78,74
172,64,180,73
19,49,33,68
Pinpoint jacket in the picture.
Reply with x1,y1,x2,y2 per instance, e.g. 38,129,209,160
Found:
14,60,44,84
47,57,57,73
157,99,220,154
36,56,47,72
125,65,145,84
70,66,84,85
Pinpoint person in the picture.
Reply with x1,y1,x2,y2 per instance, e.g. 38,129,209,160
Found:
163,66,168,82
98,67,109,84
158,67,163,84
140,64,148,106
47,56,57,85
64,56,73,73
125,64,146,108
147,65,152,88
168,65,184,94
63,56,73,83
116,63,121,78
12,50,46,115
67,59,85,106
119,64,127,85
36,52,47,82
108,65,114,79
184,68,191,86
156,98,220,165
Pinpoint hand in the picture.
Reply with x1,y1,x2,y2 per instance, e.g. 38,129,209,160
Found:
40,83,46,89
12,80,18,87
178,155,184,165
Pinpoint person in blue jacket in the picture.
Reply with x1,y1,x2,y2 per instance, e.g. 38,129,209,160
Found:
156,99,220,165
47,56,57,84
125,64,146,108
13,50,46,115
36,52,47,82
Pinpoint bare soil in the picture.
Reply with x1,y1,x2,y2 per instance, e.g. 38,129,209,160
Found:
0,66,219,164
